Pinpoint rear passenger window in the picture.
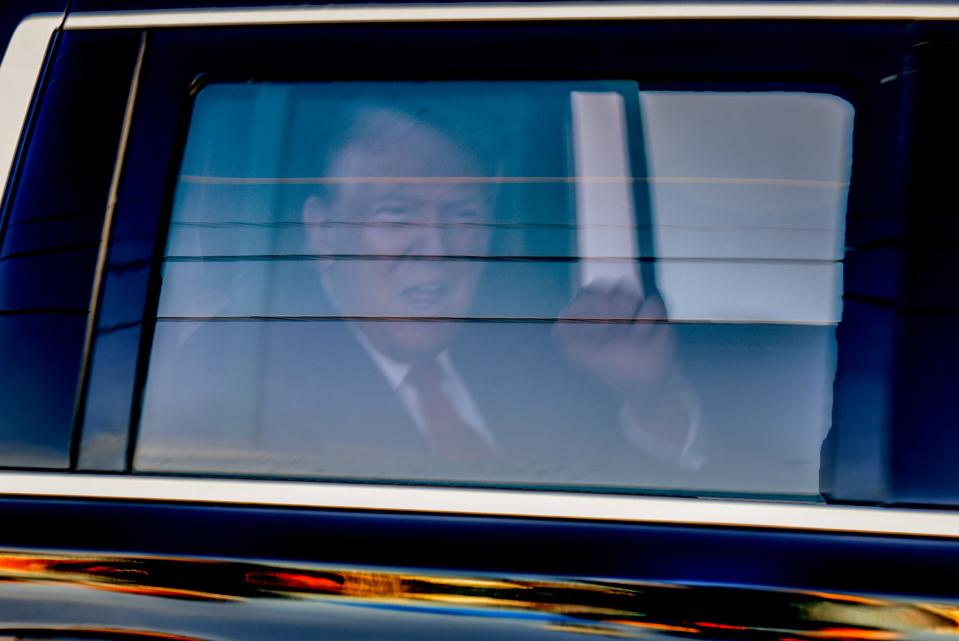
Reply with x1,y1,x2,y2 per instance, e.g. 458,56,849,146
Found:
133,81,852,497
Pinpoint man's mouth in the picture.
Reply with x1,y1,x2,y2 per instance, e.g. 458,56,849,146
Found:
401,282,449,313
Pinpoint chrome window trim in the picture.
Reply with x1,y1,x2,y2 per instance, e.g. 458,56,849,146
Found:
0,14,64,204
62,3,959,30
0,472,957,538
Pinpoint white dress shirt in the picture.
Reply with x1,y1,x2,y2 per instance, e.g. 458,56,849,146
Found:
351,328,499,451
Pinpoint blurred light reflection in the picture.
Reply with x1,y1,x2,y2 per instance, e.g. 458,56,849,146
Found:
0,552,954,640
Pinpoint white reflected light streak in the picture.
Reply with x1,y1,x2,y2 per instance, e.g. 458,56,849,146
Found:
0,14,62,202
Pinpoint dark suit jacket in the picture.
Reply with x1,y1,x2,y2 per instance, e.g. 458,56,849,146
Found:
136,316,706,490
259,319,701,488
138,309,841,497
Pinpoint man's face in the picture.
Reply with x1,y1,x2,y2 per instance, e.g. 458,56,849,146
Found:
305,116,493,362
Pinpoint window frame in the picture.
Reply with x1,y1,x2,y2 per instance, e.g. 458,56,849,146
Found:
51,5,943,517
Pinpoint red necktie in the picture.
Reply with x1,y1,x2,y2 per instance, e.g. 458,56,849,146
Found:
404,360,493,459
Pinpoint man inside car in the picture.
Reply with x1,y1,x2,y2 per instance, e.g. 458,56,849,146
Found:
263,104,703,482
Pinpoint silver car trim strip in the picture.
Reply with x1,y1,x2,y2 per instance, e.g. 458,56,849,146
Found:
0,472,957,538
62,3,959,29
0,14,63,204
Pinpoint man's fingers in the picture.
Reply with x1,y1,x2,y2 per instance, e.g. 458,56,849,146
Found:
635,291,668,321
561,279,646,322
556,283,618,347
609,279,643,320
557,283,671,347
559,282,616,321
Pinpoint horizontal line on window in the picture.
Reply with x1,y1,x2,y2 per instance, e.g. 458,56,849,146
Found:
0,307,87,317
6,211,104,226
843,293,959,316
97,319,142,335
180,174,849,189
153,315,839,327
170,220,846,233
0,242,99,263
163,254,842,265
0,472,955,539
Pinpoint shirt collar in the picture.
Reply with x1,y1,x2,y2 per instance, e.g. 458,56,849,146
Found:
350,324,455,390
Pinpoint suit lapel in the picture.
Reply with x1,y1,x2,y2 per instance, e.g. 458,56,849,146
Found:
262,321,428,458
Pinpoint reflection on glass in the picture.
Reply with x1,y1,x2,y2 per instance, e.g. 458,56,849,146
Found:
0,551,955,641
136,82,853,497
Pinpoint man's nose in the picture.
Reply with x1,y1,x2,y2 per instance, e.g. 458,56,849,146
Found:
409,211,447,257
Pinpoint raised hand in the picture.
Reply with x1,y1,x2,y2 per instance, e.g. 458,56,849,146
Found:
553,279,693,451
553,279,677,394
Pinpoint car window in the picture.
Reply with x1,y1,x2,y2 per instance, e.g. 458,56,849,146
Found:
133,80,852,497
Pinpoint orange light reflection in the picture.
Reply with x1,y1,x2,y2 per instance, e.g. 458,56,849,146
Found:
607,619,700,634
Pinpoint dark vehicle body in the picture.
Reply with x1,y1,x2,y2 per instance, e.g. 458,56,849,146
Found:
2,2,959,640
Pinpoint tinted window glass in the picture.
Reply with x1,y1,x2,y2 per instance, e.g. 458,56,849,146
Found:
0,31,141,468
135,81,851,497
